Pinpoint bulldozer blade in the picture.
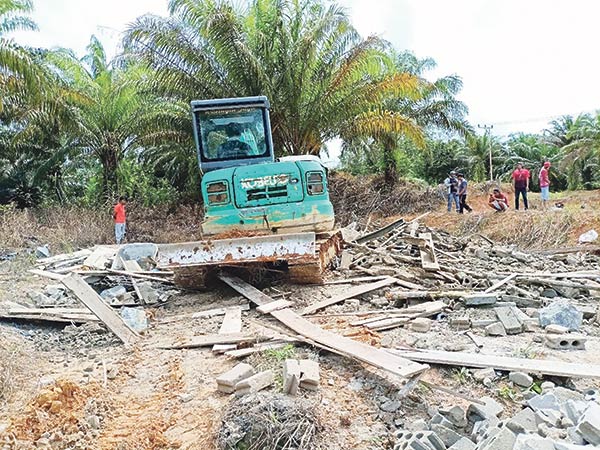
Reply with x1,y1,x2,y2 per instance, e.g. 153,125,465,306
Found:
156,232,317,268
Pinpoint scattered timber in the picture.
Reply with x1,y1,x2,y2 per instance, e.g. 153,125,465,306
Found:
391,349,600,379
219,274,428,379
159,332,265,350
61,273,139,346
301,277,398,315
213,307,243,353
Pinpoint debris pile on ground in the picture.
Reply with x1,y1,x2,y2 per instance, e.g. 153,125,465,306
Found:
217,392,320,450
394,384,600,449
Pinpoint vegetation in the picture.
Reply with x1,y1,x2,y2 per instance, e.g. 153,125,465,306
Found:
0,0,599,209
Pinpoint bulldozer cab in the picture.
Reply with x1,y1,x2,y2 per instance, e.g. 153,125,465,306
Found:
191,96,275,173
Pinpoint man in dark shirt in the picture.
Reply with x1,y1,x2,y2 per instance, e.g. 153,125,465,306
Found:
457,173,472,214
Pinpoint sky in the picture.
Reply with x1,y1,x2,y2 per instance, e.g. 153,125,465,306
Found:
8,0,600,139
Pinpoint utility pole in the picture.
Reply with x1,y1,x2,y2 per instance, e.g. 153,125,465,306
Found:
478,124,494,181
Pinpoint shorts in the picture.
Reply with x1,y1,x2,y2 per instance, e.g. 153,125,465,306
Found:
541,186,550,201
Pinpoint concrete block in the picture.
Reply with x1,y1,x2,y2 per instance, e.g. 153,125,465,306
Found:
477,427,516,450
485,322,506,336
540,381,556,392
282,359,300,395
506,407,538,434
535,408,563,427
467,396,503,423
509,371,533,388
298,359,319,391
545,324,569,334
410,317,432,333
563,400,589,424
555,442,597,450
406,419,429,432
430,423,462,447
527,393,561,412
545,334,587,350
216,363,255,394
440,405,467,428
394,430,445,450
513,433,555,450
430,413,454,429
464,293,497,306
234,370,273,396
575,401,600,445
450,317,471,330
494,306,524,334
447,437,476,450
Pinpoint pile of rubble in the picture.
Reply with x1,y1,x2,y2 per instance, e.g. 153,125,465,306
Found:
395,378,600,449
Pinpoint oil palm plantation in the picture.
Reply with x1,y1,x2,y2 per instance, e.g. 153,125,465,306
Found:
124,0,424,167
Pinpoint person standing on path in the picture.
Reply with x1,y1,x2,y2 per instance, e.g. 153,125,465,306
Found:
512,162,530,210
113,196,127,245
457,173,472,214
539,161,551,210
443,171,460,212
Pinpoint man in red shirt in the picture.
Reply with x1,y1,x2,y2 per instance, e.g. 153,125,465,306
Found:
113,196,127,244
488,188,509,212
511,162,530,210
539,161,551,209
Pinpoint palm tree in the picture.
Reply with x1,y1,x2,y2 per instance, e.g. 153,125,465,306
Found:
559,113,600,189
124,0,424,162
456,134,502,182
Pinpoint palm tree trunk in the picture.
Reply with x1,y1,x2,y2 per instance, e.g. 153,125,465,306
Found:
100,149,120,200
382,135,397,186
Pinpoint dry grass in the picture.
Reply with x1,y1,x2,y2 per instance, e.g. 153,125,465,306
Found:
0,341,20,404
328,172,441,226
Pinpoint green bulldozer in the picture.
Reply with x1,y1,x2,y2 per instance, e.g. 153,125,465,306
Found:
156,96,342,287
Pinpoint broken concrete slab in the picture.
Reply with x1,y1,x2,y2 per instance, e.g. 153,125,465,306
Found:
430,423,463,447
464,293,498,306
509,371,533,388
539,300,583,331
467,397,503,423
282,359,300,395
545,334,587,351
216,363,255,394
513,433,555,450
477,426,516,450
485,322,507,336
99,285,127,300
506,407,538,434
527,393,561,412
575,401,600,445
440,405,467,428
299,359,320,391
447,437,476,450
120,307,148,333
234,370,274,396
536,408,562,428
546,324,570,334
494,305,523,334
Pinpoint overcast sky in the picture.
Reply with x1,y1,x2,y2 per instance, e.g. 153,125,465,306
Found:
8,0,600,137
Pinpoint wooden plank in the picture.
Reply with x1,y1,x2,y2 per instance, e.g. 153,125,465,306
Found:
391,349,600,379
37,249,92,266
485,273,517,293
418,232,440,271
213,307,243,353
122,260,143,273
219,274,428,379
61,274,139,345
158,332,264,350
257,299,293,314
224,342,291,358
301,277,398,315
105,269,174,283
0,310,97,324
355,217,405,244
29,269,66,281
8,307,93,315
323,276,388,285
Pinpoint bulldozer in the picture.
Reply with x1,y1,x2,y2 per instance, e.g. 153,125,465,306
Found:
156,96,342,287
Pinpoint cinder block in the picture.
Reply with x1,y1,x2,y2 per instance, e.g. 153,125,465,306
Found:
545,334,587,350
234,370,273,396
299,359,320,391
575,401,600,445
216,363,255,394
394,430,445,450
464,294,497,306
282,359,300,395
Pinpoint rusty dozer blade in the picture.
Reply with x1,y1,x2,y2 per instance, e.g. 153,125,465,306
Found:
156,232,342,288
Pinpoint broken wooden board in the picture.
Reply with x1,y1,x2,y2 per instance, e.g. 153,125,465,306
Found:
213,307,243,353
159,332,265,350
391,349,600,379
484,273,518,294
29,269,67,281
0,308,98,324
224,341,292,358
257,299,293,314
323,276,388,285
83,246,118,270
219,274,428,379
301,277,398,315
37,249,92,266
418,232,440,271
61,274,139,346
355,217,405,244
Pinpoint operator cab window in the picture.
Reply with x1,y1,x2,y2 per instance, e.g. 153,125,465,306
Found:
197,108,268,161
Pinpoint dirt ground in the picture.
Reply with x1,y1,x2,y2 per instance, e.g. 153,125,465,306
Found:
1,188,600,449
